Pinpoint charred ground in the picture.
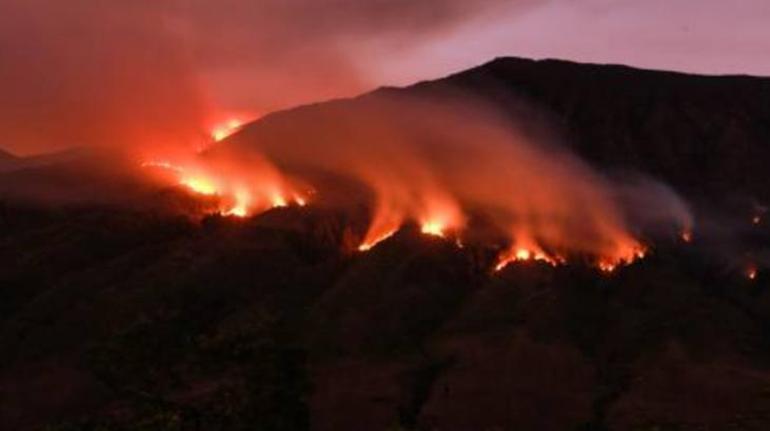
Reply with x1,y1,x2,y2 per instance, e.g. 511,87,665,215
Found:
2,58,770,430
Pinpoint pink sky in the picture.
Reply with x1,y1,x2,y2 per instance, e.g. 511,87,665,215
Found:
367,0,770,88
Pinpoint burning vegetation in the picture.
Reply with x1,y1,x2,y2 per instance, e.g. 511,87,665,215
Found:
137,97,691,275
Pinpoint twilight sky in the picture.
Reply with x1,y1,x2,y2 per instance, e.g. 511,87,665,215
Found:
1,0,769,155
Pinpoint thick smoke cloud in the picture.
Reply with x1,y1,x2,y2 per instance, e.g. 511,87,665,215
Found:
0,0,517,155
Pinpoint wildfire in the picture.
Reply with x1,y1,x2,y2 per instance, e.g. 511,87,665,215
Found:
271,193,288,208
141,157,307,219
494,233,564,272
223,188,251,218
358,229,398,251
211,119,245,142
141,160,183,173
596,245,646,273
179,176,218,196
421,221,447,237
494,247,562,271
144,156,655,274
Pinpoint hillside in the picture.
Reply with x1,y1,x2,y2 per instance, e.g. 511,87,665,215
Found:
3,58,770,430
235,57,770,211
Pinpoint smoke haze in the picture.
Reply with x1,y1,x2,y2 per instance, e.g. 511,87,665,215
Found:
0,0,515,155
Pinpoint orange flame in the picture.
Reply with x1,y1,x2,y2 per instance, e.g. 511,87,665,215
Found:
421,221,446,237
140,100,688,275
141,155,307,219
211,118,245,142
419,199,464,238
223,187,251,217
358,229,398,251
494,228,645,274
747,264,758,280
596,244,646,273
179,176,218,196
495,232,563,271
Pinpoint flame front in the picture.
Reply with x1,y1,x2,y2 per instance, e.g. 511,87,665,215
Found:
142,154,307,218
211,118,245,142
180,176,218,196
139,99,691,275
224,187,251,217
494,231,563,271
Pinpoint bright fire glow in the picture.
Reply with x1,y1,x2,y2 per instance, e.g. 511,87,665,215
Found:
494,230,646,274
144,155,653,274
141,157,307,219
596,246,646,273
224,188,251,217
180,176,218,196
753,215,762,225
141,160,183,173
681,229,692,243
272,193,288,208
421,221,447,237
747,264,758,280
494,232,564,271
211,119,245,142
358,229,398,251
495,246,562,272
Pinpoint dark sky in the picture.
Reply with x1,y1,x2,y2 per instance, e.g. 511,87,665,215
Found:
1,0,768,155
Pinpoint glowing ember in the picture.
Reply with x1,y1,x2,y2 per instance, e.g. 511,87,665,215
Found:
421,220,447,237
141,160,183,173
747,265,758,280
271,193,288,208
753,215,762,225
493,229,569,272
681,229,692,243
180,176,218,196
141,154,307,220
358,229,398,251
224,188,251,217
597,261,617,273
494,242,563,272
211,119,244,142
597,247,647,273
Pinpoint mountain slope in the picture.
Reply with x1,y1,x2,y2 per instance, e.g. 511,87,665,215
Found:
415,57,770,203
235,57,770,210
4,58,770,431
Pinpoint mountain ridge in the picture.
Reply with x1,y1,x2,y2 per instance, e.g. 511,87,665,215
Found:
233,56,770,210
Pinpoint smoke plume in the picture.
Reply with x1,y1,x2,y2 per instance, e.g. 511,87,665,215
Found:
213,92,693,268
0,0,518,155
